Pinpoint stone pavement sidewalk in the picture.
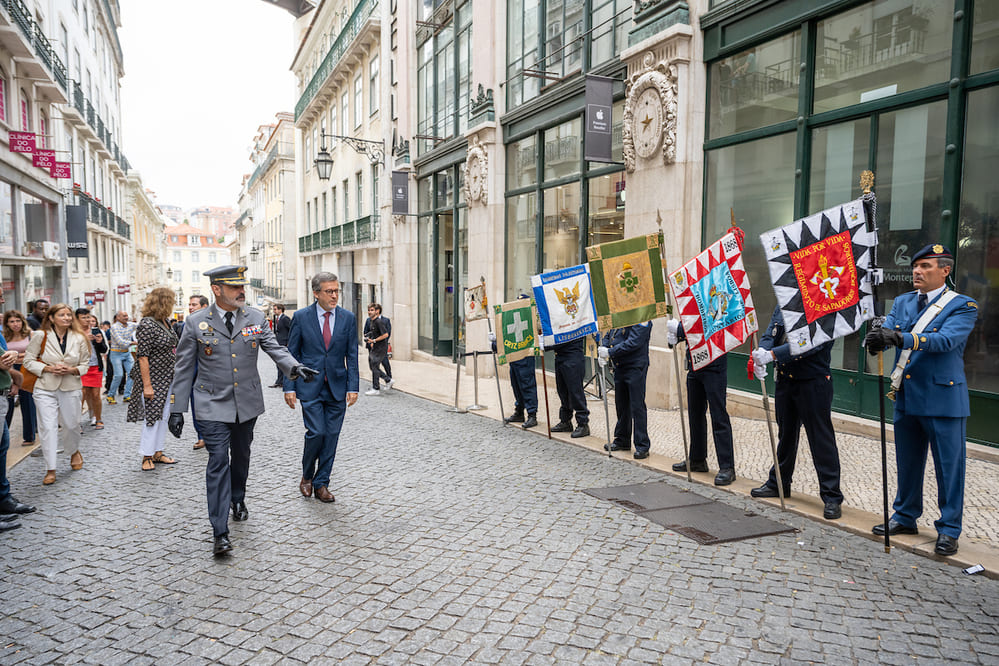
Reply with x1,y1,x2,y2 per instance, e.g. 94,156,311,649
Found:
382,351,999,575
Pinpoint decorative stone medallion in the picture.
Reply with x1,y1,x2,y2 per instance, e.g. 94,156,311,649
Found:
623,53,679,172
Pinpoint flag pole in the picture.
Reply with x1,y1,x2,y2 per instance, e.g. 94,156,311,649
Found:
658,211,692,482
448,317,468,413
534,299,553,439
597,334,613,458
861,170,891,554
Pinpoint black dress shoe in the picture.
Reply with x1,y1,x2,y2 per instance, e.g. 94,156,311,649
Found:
633,450,650,460
872,519,918,536
0,515,21,531
935,534,958,556
504,412,525,424
521,415,538,429
570,424,590,438
750,484,791,499
604,442,630,452
269,383,283,388
714,468,736,486
672,460,708,473
823,502,842,520
0,497,35,514
231,501,248,521
213,534,233,556
551,422,573,433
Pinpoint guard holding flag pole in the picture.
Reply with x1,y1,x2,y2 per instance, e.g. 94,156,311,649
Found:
599,322,652,459
864,244,977,556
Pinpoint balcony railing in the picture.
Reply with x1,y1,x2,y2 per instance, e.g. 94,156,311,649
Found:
0,0,67,93
68,80,128,172
75,189,130,240
295,0,378,121
298,215,379,253
250,278,264,289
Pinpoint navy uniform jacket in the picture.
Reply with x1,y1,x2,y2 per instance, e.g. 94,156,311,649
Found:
759,306,833,380
884,289,977,417
604,322,652,368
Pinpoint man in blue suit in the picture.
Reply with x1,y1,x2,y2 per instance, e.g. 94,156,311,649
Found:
865,244,978,556
284,271,359,503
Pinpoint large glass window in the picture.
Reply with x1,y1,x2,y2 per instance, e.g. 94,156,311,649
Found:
587,171,625,247
543,119,581,181
956,86,999,391
416,2,472,156
506,192,537,300
542,183,581,271
809,118,871,214
590,0,632,68
508,135,538,190
814,0,952,114
708,31,801,139
971,1,999,75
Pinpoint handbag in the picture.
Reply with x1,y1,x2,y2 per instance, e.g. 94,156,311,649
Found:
20,331,47,394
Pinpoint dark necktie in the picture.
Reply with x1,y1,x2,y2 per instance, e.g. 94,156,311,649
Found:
918,293,928,311
225,312,234,335
323,311,332,349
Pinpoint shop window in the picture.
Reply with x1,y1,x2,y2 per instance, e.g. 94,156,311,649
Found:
813,0,951,114
542,182,581,272
708,31,800,139
505,192,537,300
543,119,581,181
587,172,625,247
971,1,999,75
507,135,538,190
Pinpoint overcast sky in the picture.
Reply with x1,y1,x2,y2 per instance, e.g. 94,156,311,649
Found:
118,0,298,212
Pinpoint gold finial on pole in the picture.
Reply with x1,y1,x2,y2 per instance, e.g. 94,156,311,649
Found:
860,170,875,194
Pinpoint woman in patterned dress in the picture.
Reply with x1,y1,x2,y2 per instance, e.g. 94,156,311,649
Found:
127,287,179,471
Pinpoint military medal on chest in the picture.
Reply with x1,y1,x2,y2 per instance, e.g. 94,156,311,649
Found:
204,344,213,356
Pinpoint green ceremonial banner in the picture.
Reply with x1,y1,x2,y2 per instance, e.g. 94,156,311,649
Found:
494,299,539,365
586,233,668,331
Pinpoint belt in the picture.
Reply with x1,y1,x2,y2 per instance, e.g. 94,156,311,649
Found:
110,348,128,352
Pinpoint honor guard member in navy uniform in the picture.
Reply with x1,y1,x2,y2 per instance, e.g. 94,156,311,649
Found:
550,337,590,438
750,306,844,520
598,322,652,459
490,295,539,429
665,319,736,485
168,266,318,557
864,244,977,556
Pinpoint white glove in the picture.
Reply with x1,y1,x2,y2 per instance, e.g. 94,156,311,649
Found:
666,319,680,336
751,347,772,380
753,362,767,380
488,332,496,343
597,346,609,361
597,355,608,369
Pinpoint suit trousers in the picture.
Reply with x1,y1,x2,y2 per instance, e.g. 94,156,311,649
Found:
200,417,257,538
687,368,735,469
891,409,966,538
766,377,843,504
33,388,82,470
554,345,589,426
138,398,171,456
612,364,651,454
301,383,346,489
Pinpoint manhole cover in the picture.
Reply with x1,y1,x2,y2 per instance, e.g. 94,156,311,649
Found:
642,502,797,545
583,482,710,513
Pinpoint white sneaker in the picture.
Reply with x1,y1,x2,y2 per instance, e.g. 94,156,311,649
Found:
384,378,394,390
364,388,381,396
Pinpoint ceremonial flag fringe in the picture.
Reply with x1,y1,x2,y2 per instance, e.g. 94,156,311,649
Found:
531,264,598,347
669,232,758,371
760,197,877,355
586,233,669,331
494,299,539,365
463,283,488,321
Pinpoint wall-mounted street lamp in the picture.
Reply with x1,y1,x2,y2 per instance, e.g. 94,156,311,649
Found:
165,267,173,280
249,241,266,259
314,133,385,180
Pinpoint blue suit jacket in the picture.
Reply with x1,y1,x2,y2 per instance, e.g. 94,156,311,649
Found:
284,304,359,401
884,288,978,417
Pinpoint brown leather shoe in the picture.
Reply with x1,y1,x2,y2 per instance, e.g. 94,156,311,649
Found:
42,470,56,485
70,451,83,470
314,486,335,503
299,477,313,498
193,440,205,450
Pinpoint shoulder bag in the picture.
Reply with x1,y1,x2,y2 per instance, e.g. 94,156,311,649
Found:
20,331,48,393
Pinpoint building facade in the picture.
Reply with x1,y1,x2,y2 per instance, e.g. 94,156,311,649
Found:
163,223,227,318
188,205,236,236
124,173,165,312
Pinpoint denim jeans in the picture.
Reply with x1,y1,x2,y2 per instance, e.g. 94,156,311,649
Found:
108,350,134,397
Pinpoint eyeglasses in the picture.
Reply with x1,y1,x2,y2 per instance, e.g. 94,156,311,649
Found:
318,289,340,296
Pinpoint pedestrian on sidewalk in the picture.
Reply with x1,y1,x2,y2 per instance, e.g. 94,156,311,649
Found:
270,304,292,388
750,305,843,520
75,309,106,430
864,244,977,556
599,322,652,460
666,318,737,486
25,299,48,331
362,303,392,395
0,285,35,529
23,303,91,486
3,310,37,447
167,266,316,557
284,272,358,505
550,337,590,438
128,288,179,472
106,311,136,404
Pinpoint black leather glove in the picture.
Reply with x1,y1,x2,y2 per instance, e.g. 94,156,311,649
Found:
864,327,904,354
168,413,184,438
293,365,319,382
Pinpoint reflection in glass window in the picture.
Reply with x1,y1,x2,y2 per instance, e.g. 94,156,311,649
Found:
957,87,999,391
542,182,581,272
543,119,581,181
970,1,999,75
705,132,797,321
587,172,625,247
814,0,951,114
809,118,871,214
415,6,472,156
417,215,433,351
508,135,538,190
708,31,800,139
505,192,537,300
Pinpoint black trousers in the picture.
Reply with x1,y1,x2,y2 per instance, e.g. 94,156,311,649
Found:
200,417,257,538
612,363,650,453
687,368,734,469
554,341,588,426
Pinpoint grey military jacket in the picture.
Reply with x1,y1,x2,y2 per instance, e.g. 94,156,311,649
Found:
169,304,298,423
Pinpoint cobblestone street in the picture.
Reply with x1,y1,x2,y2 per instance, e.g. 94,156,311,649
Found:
3,358,999,664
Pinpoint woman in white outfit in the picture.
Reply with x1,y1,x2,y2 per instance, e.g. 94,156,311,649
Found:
23,303,91,485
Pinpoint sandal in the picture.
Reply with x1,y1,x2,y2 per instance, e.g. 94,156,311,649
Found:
141,456,155,471
70,451,83,470
152,452,177,464
94,421,105,430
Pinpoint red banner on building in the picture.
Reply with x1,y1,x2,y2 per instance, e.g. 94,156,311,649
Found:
84,291,95,305
32,149,55,169
51,162,71,179
94,291,106,302
116,284,130,294
9,131,35,153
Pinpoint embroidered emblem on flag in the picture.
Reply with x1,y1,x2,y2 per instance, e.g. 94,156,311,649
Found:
586,234,668,331
531,264,598,348
494,300,539,365
669,233,758,370
463,284,488,321
760,197,877,355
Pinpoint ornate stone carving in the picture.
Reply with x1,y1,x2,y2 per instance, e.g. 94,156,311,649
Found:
622,52,679,173
463,136,489,206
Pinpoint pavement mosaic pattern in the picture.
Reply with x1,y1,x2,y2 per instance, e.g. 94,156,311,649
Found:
3,357,999,664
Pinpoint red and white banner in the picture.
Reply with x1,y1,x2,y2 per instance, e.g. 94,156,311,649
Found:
116,284,130,294
32,149,55,169
94,290,106,302
9,131,34,153
50,162,71,179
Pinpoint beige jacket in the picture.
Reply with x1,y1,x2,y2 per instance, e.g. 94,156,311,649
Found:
23,329,91,392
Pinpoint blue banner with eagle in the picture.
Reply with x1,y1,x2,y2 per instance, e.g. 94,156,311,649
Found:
531,264,599,348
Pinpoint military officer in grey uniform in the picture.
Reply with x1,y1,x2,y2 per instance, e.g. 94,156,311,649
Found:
168,266,317,556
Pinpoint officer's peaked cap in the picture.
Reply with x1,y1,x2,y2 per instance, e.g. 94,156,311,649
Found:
911,244,953,266
205,265,250,286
